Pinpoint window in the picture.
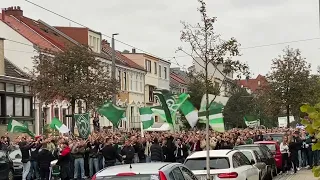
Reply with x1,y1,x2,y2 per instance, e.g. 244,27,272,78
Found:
24,86,30,93
6,83,14,92
140,82,142,92
172,167,185,180
0,83,4,91
159,65,162,78
93,37,96,51
145,60,151,72
54,108,59,118
89,35,92,47
24,98,31,116
97,38,100,51
118,70,121,88
154,62,157,74
149,86,154,102
123,72,127,90
238,152,251,165
135,75,138,91
130,75,133,91
241,151,254,162
232,154,241,168
130,106,134,123
180,167,197,180
62,108,67,125
15,97,23,116
185,157,230,170
164,67,167,79
258,80,261,86
6,96,13,116
16,85,23,93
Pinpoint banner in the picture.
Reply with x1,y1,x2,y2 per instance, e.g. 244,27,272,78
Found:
74,113,90,139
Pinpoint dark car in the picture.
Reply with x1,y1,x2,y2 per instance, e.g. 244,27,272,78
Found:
234,144,277,178
0,150,14,180
8,148,23,178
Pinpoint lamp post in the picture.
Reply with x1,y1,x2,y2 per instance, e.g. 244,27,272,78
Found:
111,33,119,105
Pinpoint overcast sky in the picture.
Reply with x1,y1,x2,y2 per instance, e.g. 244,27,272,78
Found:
3,0,320,77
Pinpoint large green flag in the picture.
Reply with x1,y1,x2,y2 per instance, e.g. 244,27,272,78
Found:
74,113,90,139
98,101,126,127
7,119,35,137
139,107,154,129
179,99,198,128
153,90,189,125
199,102,225,132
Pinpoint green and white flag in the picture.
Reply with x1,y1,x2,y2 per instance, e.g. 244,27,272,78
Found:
50,117,69,133
98,101,126,127
74,113,90,139
244,115,260,127
139,107,154,129
7,119,35,137
199,102,225,132
179,99,198,128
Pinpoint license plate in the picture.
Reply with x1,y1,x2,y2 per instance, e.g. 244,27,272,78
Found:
197,175,212,180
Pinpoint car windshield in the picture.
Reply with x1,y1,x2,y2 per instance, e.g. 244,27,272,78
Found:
9,149,22,159
185,157,230,170
241,151,254,161
264,134,283,142
98,174,159,180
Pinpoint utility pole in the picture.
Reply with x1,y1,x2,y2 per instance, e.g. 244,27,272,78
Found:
111,33,119,104
111,33,119,131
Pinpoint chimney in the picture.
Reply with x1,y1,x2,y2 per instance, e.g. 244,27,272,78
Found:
4,6,23,17
1,9,5,21
132,48,136,53
0,38,5,75
101,39,110,46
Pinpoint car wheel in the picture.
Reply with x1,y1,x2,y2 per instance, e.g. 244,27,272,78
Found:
273,166,277,176
8,170,14,180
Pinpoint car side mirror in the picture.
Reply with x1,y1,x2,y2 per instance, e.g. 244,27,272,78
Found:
251,159,255,165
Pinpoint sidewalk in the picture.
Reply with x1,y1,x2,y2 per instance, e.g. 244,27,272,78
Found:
274,170,317,180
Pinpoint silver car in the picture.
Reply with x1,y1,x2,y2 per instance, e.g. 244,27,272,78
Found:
92,162,198,180
240,149,268,180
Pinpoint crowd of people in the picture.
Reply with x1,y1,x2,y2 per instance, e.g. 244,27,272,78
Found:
0,127,317,180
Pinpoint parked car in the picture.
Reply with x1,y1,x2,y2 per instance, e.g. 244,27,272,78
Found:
8,148,23,177
92,162,197,180
184,149,259,180
263,133,284,142
255,141,282,173
234,144,277,177
239,149,269,180
0,150,14,180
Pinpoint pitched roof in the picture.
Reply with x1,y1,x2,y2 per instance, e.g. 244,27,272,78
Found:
170,72,186,85
17,17,77,50
4,58,29,79
101,42,145,71
237,74,268,93
0,13,59,51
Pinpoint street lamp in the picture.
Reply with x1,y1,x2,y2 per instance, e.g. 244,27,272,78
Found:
111,33,119,104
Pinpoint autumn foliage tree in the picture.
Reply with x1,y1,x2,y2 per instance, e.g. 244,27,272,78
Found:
29,45,118,132
266,47,311,127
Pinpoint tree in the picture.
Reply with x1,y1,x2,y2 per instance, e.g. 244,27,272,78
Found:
267,47,311,127
223,88,254,128
122,49,130,53
29,45,118,133
178,0,249,176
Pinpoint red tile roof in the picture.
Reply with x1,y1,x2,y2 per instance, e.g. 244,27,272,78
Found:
237,74,268,93
170,72,187,85
0,13,60,51
17,16,77,50
101,42,145,71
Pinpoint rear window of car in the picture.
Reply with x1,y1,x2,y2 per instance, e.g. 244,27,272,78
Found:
263,134,283,142
98,174,159,180
185,157,230,170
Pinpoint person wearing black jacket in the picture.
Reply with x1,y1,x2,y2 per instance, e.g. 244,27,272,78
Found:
87,139,99,177
19,137,34,180
150,138,164,162
29,140,42,179
37,142,55,180
101,138,122,167
121,140,135,164
175,138,188,163
289,131,302,174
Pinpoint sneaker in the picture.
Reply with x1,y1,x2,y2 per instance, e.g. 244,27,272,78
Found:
297,167,301,171
306,165,310,169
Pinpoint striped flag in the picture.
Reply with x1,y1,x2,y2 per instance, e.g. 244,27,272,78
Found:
139,107,154,129
199,102,225,132
179,99,198,128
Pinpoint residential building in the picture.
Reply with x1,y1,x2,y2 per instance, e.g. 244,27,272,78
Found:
44,26,147,130
0,38,33,136
170,68,188,94
123,49,170,106
237,74,268,94
193,58,233,97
